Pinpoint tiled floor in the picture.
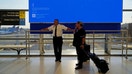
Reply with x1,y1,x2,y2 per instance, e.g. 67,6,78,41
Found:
0,56,132,74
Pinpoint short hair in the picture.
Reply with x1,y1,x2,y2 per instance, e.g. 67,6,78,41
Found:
77,21,83,27
54,19,59,22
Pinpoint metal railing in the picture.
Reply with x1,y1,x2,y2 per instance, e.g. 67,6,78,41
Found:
85,30,128,59
0,30,130,59
25,30,129,59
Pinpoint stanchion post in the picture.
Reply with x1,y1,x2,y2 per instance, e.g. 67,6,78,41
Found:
93,31,95,53
25,30,28,59
27,30,30,56
126,30,128,59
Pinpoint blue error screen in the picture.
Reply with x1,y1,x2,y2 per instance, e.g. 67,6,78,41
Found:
29,0,122,23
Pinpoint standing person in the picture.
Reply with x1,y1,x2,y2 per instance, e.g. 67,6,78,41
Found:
41,19,71,62
73,21,86,69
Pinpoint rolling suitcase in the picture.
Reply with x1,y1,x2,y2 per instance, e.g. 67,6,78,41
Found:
83,44,90,60
83,45,109,74
89,53,109,73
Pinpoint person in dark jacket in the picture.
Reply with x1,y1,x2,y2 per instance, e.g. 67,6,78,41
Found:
73,21,87,69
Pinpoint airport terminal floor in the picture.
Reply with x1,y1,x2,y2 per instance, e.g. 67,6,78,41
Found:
0,0,132,74
0,56,132,74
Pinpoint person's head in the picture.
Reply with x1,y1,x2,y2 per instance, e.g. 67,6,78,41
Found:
75,21,83,29
54,19,59,26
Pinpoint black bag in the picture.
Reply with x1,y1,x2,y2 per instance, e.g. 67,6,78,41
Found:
84,44,90,53
89,53,109,73
99,59,109,73
82,47,109,74
83,44,90,60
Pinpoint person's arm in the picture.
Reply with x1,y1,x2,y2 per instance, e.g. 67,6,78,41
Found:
82,37,85,45
61,25,73,31
80,30,86,49
41,25,53,31
80,36,86,49
41,28,49,31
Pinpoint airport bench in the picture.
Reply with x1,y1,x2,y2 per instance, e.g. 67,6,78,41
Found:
0,45,32,55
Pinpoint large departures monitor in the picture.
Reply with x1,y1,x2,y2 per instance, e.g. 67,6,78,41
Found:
29,0,122,33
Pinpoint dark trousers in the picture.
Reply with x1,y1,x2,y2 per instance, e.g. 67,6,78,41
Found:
53,37,63,60
75,46,86,66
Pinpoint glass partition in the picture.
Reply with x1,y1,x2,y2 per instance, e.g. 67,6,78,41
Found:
0,0,132,56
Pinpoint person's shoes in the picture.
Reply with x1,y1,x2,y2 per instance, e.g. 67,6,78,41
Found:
58,60,61,62
75,66,82,70
76,63,79,66
55,59,61,62
55,60,58,62
86,58,90,60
